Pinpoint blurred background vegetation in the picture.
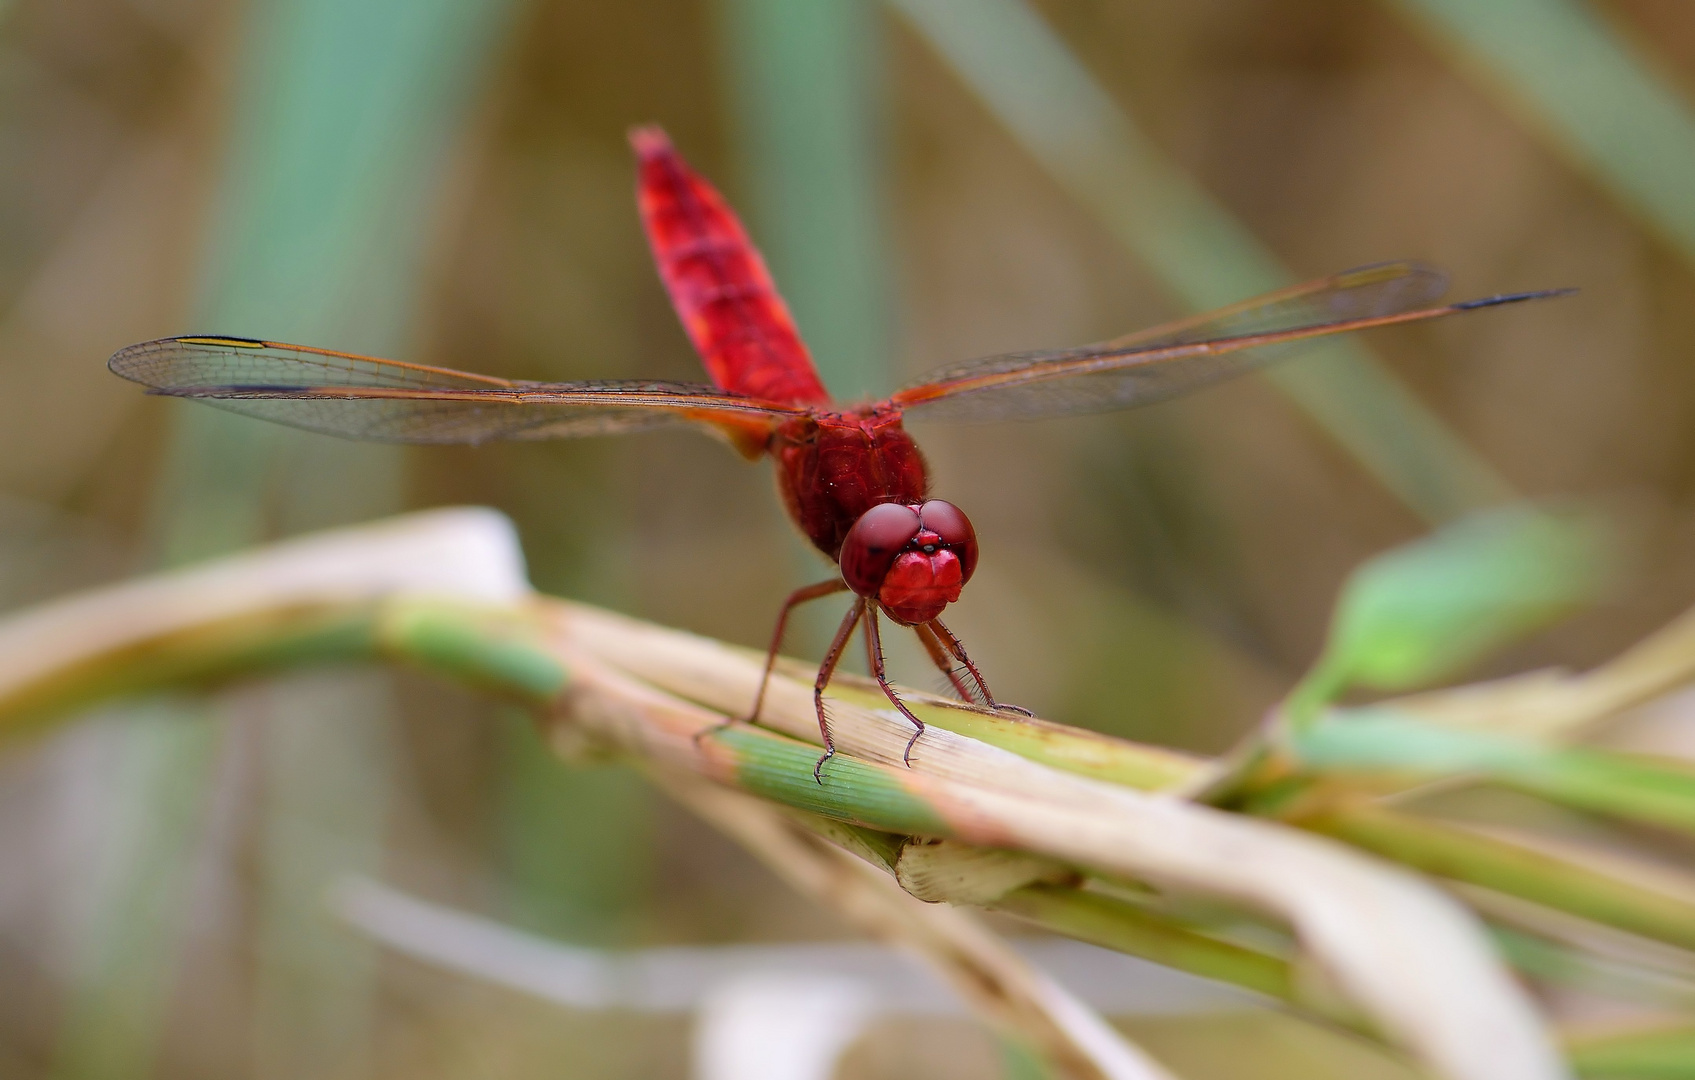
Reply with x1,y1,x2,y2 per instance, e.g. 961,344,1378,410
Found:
2,0,1695,1077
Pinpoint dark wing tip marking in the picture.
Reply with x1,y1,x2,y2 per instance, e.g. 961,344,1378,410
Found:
1452,287,1578,311
171,334,268,347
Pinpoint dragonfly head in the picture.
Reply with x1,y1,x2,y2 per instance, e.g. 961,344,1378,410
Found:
839,500,978,626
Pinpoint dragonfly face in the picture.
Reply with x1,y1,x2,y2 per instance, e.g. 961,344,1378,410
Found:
839,500,978,626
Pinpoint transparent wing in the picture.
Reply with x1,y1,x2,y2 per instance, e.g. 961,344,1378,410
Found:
109,336,804,446
892,262,1567,422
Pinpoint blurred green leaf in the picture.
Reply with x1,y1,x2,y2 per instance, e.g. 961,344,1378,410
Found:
1297,712,1695,839
1293,505,1609,717
55,0,522,1075
720,0,888,402
1294,712,1546,774
1000,1039,1053,1080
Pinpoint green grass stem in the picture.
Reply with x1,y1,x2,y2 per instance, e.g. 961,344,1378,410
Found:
1294,713,1695,839
1565,1023,1695,1079
992,883,1297,1006
1295,800,1695,954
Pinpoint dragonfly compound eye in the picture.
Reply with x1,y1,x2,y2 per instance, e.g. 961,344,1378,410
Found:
840,503,922,597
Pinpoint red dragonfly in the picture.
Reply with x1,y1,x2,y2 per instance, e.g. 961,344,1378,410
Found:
110,126,1567,780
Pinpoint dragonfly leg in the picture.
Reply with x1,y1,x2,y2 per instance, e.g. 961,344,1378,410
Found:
865,605,928,767
913,620,982,704
923,617,995,705
925,617,1033,716
739,577,850,730
812,598,865,783
696,577,848,753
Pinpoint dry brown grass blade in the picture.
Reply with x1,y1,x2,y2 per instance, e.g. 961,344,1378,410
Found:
662,772,1177,1080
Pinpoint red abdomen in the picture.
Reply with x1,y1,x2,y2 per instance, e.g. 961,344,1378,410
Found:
773,410,929,559
632,128,831,406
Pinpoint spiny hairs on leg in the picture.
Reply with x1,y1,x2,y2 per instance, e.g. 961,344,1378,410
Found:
926,618,994,705
914,621,981,703
812,698,840,782
925,617,1033,717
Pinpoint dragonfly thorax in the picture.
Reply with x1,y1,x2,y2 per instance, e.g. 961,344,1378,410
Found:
771,411,929,559
839,500,978,626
